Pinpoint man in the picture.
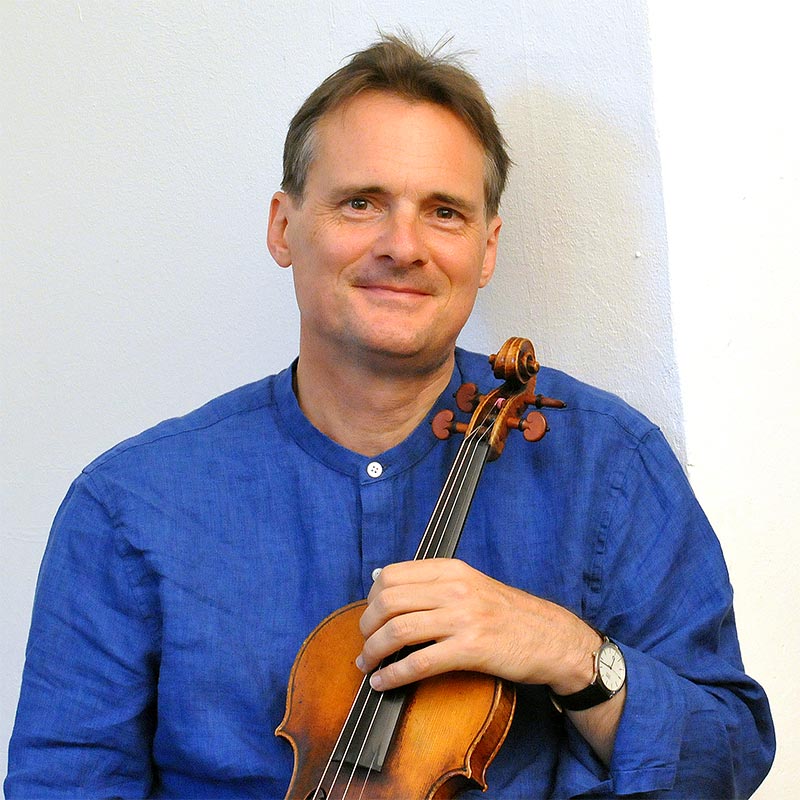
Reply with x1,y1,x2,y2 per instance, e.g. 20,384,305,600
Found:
6,35,774,798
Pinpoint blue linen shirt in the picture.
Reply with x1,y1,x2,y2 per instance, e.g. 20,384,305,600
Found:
6,349,774,798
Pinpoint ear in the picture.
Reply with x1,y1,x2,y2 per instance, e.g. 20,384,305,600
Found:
478,215,502,288
267,191,293,268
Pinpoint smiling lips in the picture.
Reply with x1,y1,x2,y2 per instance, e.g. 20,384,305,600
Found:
350,266,438,299
352,280,438,306
358,283,431,295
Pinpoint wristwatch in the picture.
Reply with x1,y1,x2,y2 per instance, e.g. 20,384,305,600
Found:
551,636,627,712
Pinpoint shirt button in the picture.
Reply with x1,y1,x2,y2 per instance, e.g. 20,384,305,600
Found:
366,461,383,478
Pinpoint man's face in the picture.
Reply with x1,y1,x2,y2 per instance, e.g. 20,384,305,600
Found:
268,91,501,373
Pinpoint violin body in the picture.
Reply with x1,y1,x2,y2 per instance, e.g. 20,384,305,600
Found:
277,601,516,799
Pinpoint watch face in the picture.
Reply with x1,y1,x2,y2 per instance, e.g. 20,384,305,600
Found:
597,643,626,692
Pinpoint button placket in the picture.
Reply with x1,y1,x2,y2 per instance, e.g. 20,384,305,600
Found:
360,461,394,595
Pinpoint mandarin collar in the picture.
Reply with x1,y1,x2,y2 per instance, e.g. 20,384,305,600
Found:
272,355,465,481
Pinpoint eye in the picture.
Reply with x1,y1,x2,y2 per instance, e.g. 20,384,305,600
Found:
348,197,369,211
435,207,458,220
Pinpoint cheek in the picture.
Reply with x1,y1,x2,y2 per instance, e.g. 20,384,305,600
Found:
442,251,488,296
289,248,354,316
300,225,373,274
431,232,487,279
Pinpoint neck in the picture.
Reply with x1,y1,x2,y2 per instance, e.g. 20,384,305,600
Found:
294,343,456,457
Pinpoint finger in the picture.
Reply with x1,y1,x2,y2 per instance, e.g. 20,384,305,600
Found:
358,607,458,672
367,558,471,600
360,565,480,640
360,582,442,639
368,639,466,691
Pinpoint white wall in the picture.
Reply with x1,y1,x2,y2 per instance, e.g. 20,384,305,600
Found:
1,1,792,794
648,4,799,796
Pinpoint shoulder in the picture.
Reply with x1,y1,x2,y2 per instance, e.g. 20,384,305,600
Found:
82,370,285,479
455,347,659,446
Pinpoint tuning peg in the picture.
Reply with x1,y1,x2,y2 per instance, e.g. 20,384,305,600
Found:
454,382,482,413
519,410,548,442
432,409,469,440
526,393,567,410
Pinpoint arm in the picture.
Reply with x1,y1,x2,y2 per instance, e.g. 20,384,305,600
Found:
5,473,158,798
357,428,775,797
358,558,625,765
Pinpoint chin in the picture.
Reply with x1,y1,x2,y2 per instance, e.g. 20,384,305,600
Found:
350,335,454,374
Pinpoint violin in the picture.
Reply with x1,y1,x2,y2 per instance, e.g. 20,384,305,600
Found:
276,337,565,799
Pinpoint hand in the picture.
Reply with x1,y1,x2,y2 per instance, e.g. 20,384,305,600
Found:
356,558,601,694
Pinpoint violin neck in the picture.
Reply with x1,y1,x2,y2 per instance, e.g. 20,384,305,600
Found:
413,426,492,561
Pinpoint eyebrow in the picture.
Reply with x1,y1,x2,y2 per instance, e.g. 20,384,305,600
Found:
337,185,385,196
430,192,480,216
330,184,387,200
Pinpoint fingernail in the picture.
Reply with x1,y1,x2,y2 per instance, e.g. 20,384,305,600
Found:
355,655,365,671
370,673,383,690
371,567,382,581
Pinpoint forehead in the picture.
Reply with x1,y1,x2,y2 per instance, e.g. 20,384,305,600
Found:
308,91,486,198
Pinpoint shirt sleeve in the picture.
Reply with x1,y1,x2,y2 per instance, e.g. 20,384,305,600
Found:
554,428,775,798
5,472,159,798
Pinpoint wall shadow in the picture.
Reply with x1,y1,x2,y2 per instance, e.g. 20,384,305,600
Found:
462,80,686,464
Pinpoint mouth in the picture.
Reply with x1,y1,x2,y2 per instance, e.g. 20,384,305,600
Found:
359,284,430,294
353,283,435,304
353,276,435,294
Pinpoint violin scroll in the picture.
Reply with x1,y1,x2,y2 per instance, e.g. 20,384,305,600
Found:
434,338,565,460
488,336,539,385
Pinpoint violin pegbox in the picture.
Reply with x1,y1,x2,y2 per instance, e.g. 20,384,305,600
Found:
432,338,566,460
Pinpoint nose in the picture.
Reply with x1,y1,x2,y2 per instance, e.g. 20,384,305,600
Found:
374,207,429,267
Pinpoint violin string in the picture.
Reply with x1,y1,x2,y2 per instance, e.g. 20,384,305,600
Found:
316,422,494,799
431,426,491,559
418,424,492,560
336,680,391,798
432,420,492,556
339,695,385,799
356,748,380,800
319,645,407,796
313,631,403,798
334,426,494,796
415,427,482,560
312,673,373,799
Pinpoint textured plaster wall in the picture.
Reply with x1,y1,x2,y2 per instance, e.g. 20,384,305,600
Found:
1,1,790,794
